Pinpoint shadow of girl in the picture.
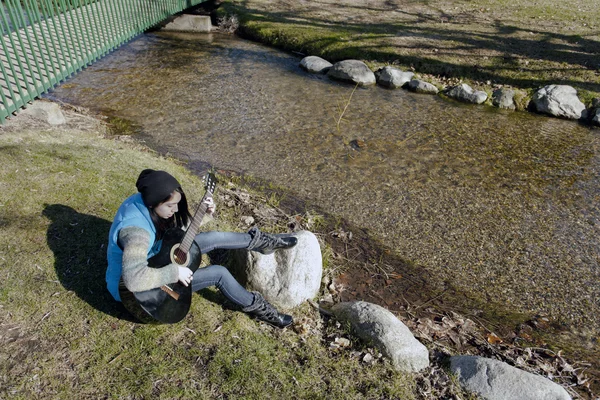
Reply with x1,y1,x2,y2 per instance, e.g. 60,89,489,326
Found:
42,204,136,322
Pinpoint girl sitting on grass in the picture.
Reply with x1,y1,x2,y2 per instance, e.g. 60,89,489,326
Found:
106,169,296,328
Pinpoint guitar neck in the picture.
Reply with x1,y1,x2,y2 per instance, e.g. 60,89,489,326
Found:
178,190,213,253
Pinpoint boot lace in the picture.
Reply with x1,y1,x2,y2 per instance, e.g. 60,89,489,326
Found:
262,235,286,249
257,303,280,323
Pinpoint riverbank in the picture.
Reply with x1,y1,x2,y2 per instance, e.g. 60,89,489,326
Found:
214,0,600,107
1,103,596,398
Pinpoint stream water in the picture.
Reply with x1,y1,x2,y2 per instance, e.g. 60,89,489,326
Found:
47,31,599,358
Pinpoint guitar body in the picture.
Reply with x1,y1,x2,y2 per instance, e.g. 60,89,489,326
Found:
119,228,203,324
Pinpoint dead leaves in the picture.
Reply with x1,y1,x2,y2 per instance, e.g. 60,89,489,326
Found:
327,332,383,366
288,212,324,232
407,312,477,350
292,316,320,337
486,332,503,345
330,227,353,242
320,275,344,298
406,312,595,398
329,337,351,350
415,362,468,399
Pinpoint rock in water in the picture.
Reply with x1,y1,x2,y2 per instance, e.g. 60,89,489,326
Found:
375,66,414,88
531,85,585,120
327,60,376,86
300,56,333,74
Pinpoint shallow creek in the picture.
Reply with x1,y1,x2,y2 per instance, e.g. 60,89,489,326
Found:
48,32,599,353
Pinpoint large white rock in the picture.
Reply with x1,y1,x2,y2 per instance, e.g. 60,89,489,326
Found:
331,301,429,372
21,101,66,125
327,60,376,86
227,230,322,309
374,66,414,89
450,356,571,400
531,85,585,120
163,15,212,32
300,56,332,74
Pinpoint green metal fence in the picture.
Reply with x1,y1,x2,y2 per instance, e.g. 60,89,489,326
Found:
0,0,205,123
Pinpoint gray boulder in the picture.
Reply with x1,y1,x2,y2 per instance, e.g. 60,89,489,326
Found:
374,66,414,89
21,101,66,125
225,230,322,309
492,88,516,110
450,356,571,400
331,301,429,372
300,56,333,74
407,79,439,94
446,83,488,104
531,85,586,119
327,60,376,86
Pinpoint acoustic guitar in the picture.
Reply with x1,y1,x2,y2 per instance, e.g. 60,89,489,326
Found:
119,172,218,324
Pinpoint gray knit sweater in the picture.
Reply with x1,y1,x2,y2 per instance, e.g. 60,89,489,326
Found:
118,226,179,292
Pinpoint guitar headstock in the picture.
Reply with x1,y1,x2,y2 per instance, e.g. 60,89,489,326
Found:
203,171,218,195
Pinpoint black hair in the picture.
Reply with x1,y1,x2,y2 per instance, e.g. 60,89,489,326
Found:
148,187,191,239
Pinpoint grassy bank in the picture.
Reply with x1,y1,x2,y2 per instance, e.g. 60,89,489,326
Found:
0,107,428,399
215,0,600,105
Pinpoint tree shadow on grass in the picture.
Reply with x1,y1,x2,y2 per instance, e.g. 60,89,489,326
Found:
231,3,600,93
42,204,137,322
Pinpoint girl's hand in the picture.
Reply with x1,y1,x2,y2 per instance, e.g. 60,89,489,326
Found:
178,266,193,287
204,196,216,215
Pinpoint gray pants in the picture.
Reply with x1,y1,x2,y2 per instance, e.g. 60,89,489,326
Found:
190,231,254,307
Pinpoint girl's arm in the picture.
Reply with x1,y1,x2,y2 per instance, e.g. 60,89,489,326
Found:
118,226,179,292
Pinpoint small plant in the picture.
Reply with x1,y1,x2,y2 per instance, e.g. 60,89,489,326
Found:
217,14,239,33
513,89,532,111
302,210,326,231
266,191,281,208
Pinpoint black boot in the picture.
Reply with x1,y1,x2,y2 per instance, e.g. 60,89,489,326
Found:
242,292,293,328
247,227,298,255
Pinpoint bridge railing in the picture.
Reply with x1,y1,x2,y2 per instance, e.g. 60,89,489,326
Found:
0,0,205,123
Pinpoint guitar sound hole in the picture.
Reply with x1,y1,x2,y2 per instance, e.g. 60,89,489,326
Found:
174,248,188,265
